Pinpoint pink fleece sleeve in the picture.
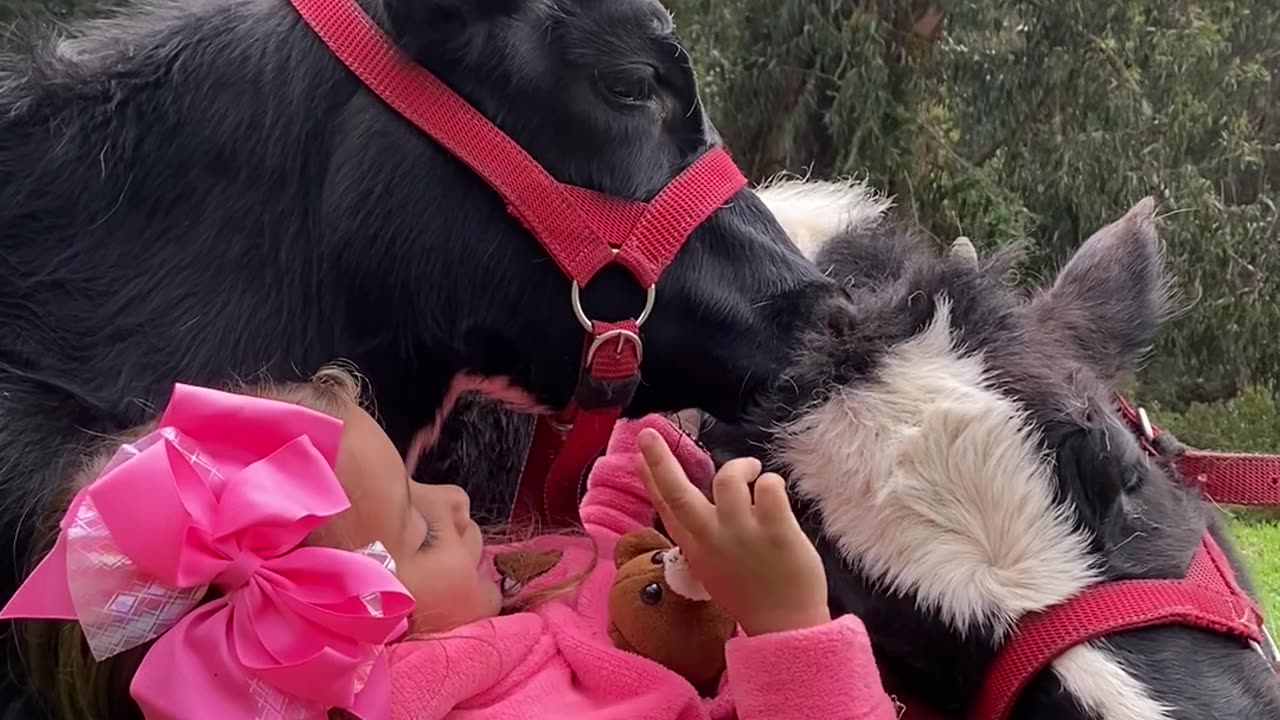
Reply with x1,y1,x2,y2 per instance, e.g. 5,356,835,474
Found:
578,414,715,540
725,614,899,720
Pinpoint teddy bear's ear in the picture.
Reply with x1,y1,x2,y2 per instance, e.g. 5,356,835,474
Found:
613,527,674,568
494,549,564,585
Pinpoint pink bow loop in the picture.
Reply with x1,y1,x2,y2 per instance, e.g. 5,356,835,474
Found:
1,383,415,720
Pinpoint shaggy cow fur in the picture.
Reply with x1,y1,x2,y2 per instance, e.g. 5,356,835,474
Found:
0,0,847,715
698,194,1280,719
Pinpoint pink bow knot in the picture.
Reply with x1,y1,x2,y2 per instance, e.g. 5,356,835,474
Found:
1,384,416,720
215,550,266,591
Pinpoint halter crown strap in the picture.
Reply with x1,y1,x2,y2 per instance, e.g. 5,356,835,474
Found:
288,0,747,527
1115,395,1280,507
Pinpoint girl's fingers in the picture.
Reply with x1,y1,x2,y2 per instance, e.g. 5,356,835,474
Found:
637,429,717,540
713,457,760,527
636,455,690,547
751,472,797,528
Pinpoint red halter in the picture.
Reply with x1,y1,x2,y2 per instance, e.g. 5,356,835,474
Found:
287,0,747,528
897,396,1280,720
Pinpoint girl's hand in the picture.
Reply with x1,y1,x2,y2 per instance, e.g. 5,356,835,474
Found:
634,428,831,637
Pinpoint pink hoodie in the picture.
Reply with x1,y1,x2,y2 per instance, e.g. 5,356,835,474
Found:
388,415,898,720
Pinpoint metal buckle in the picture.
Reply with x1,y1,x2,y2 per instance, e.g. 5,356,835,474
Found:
1137,406,1155,442
585,328,643,366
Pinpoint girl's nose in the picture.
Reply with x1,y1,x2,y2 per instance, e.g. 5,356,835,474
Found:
436,484,472,533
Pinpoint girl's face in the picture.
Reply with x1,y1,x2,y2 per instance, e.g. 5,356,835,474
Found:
319,403,503,633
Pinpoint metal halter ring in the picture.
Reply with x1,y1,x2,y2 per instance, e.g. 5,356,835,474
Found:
570,280,656,333
585,328,644,367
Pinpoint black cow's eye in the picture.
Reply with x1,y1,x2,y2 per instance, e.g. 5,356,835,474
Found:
599,67,656,106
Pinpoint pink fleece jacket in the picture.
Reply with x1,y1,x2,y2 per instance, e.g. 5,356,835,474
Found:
388,415,897,720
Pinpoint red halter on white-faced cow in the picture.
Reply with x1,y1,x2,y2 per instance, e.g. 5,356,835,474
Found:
965,397,1280,720
892,397,1280,720
287,0,747,528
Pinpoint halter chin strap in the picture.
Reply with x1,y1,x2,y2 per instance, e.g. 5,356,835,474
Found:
287,0,747,527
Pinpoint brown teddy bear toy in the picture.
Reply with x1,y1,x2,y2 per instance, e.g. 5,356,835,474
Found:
492,528,737,694
607,527,737,694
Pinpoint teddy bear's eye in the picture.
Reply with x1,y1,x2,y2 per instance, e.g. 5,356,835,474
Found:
641,582,663,605
650,550,665,565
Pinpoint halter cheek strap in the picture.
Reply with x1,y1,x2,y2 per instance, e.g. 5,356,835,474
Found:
288,0,747,528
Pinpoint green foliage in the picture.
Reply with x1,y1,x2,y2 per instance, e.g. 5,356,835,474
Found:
1142,383,1280,454
669,0,1280,408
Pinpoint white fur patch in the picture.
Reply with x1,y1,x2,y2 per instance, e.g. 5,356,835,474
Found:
775,298,1098,636
756,178,893,260
1053,645,1172,720
662,548,711,601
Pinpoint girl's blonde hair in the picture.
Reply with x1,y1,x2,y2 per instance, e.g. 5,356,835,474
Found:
21,365,364,720
19,363,597,720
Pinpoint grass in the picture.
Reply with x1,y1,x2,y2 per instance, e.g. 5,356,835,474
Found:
1226,513,1280,623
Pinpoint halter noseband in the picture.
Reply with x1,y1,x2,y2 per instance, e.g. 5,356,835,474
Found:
288,0,747,528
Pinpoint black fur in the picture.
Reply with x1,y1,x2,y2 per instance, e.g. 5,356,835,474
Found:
0,0,843,715
701,202,1280,719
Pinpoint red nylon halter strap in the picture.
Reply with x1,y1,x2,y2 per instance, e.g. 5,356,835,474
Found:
966,395,1280,720
971,532,1265,720
287,0,747,528
1115,395,1280,507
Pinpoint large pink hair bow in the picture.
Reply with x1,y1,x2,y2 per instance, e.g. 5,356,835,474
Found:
1,384,415,720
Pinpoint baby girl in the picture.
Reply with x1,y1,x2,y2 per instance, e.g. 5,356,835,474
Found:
2,366,895,720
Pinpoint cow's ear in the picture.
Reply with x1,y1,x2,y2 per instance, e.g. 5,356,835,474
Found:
1024,198,1171,387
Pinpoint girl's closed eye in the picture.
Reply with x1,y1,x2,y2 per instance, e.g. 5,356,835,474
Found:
420,518,440,550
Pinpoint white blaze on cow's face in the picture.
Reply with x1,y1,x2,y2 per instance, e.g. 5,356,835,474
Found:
774,298,1099,637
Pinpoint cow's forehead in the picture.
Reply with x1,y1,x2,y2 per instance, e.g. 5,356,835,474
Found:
774,298,1100,636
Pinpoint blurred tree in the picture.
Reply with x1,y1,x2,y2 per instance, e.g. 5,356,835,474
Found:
3,0,1276,408
671,0,1280,409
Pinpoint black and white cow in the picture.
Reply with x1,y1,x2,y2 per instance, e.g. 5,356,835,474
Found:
696,185,1280,719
